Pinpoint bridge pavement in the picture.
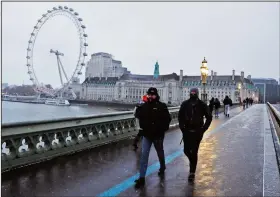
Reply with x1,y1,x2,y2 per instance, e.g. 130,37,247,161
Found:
2,104,280,197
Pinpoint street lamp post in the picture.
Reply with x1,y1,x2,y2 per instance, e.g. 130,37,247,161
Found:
200,57,209,104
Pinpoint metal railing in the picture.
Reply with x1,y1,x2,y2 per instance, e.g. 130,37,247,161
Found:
1,107,180,172
266,102,280,170
1,103,240,172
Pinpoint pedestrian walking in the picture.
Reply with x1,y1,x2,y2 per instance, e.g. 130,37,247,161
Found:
243,99,246,110
223,96,232,117
246,97,249,108
209,97,214,115
134,87,171,188
214,98,221,118
178,88,212,181
133,95,148,150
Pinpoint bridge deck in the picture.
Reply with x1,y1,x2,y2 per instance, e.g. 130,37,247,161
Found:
2,104,280,197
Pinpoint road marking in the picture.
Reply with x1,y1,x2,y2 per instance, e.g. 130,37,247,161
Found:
97,106,246,197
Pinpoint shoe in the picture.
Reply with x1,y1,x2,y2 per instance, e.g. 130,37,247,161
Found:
188,173,195,182
134,177,145,188
158,168,166,176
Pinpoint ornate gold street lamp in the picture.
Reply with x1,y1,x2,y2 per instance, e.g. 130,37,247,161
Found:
200,57,209,103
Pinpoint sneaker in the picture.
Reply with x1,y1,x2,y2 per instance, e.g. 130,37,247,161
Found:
134,177,145,188
188,173,195,182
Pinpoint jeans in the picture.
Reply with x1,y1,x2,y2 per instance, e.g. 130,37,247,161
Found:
139,136,166,177
183,131,204,173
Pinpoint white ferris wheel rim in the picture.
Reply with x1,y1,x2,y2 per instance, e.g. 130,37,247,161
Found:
26,6,88,96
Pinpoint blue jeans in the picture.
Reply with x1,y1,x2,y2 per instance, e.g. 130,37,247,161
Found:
139,136,166,177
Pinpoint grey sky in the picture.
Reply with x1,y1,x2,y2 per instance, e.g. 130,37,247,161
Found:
2,2,280,88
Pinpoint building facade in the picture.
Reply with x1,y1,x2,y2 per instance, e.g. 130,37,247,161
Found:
85,52,130,78
79,67,259,105
251,78,280,104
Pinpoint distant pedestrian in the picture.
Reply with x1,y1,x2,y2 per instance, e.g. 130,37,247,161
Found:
246,97,249,108
209,97,215,115
223,96,232,117
133,95,148,150
243,99,246,110
178,88,212,181
214,98,221,118
134,87,171,188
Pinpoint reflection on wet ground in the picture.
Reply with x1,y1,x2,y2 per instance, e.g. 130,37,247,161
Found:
2,105,280,197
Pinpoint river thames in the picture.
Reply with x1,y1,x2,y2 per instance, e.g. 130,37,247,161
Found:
2,101,132,124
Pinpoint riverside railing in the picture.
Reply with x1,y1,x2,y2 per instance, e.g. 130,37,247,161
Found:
1,107,181,172
1,103,239,172
267,102,280,170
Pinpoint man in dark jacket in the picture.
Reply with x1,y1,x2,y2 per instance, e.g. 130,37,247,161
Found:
134,87,171,188
178,88,212,181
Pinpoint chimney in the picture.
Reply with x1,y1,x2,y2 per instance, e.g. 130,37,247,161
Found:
247,75,251,80
241,71,244,80
232,70,235,81
179,70,183,81
211,70,213,80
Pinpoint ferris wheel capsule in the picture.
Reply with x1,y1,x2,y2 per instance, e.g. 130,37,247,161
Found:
64,6,68,9
74,12,79,16
81,25,86,29
83,34,88,37
69,8,74,12
58,6,63,9
78,18,83,22
47,10,52,13
83,53,88,56
84,43,88,46
78,71,82,75
81,63,85,66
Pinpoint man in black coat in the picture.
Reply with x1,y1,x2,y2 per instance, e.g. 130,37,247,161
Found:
178,88,212,181
134,87,171,188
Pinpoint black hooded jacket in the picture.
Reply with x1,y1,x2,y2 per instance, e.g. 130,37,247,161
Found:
223,96,232,106
178,98,212,133
135,99,171,140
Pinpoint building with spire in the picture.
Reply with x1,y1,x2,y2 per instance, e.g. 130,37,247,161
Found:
79,58,259,105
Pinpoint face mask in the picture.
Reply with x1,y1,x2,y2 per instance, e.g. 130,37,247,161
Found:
190,94,198,100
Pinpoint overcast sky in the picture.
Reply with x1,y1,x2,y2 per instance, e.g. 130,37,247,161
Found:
2,2,280,88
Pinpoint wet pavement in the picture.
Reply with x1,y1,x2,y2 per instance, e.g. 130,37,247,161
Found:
2,104,280,197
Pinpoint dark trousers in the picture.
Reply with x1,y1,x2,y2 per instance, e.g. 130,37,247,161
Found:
139,136,166,177
182,131,204,173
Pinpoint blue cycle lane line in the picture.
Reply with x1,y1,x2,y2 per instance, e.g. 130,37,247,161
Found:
97,107,244,197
